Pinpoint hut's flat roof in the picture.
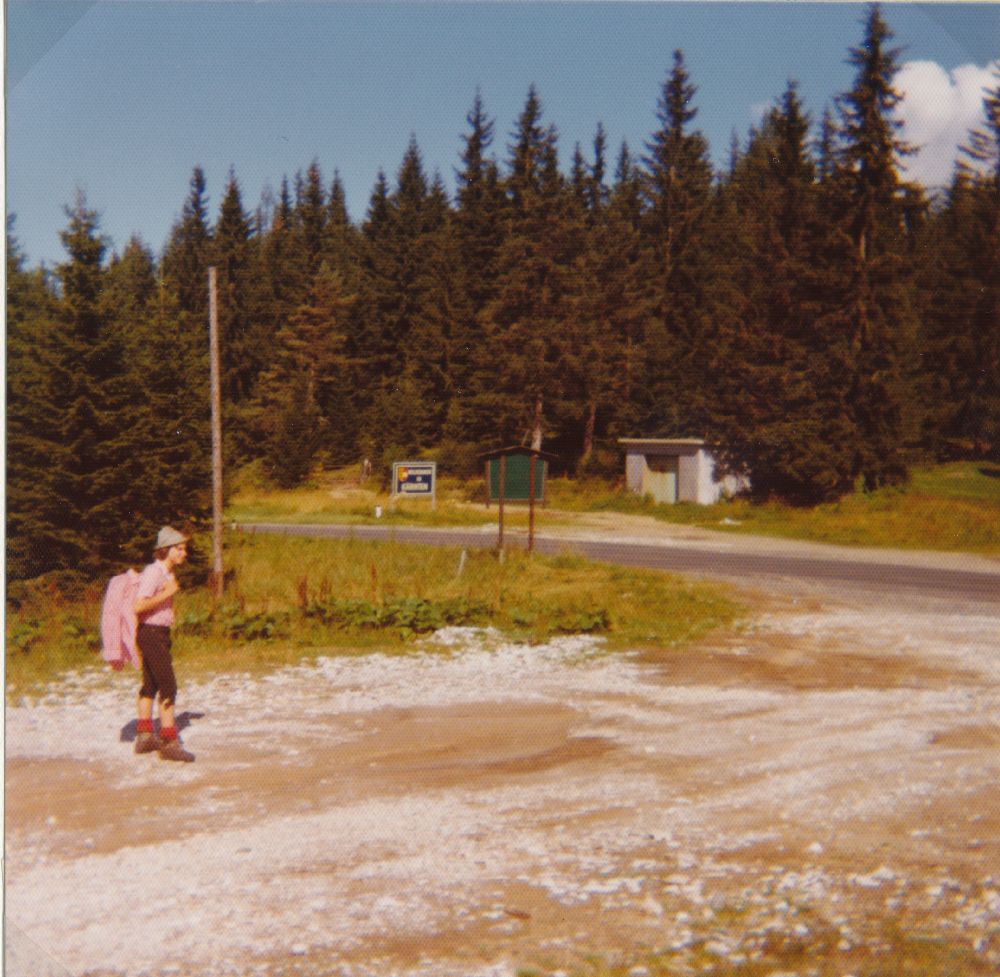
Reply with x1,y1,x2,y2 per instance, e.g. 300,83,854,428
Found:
617,438,707,447
478,445,560,461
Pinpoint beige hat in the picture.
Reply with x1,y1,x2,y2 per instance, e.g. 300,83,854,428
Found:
155,526,190,550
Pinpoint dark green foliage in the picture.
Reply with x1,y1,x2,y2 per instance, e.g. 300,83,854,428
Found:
303,594,491,636
161,166,212,317
8,200,211,582
568,129,655,468
472,86,593,453
713,83,860,503
103,236,211,560
253,262,354,483
28,198,133,570
826,4,921,490
350,139,465,467
640,50,718,437
7,220,66,577
212,169,266,413
919,69,1000,459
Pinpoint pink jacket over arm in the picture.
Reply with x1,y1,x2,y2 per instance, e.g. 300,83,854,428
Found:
100,569,140,669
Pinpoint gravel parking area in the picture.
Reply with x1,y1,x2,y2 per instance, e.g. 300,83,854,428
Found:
5,569,999,977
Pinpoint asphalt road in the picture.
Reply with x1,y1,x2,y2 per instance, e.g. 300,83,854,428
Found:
236,521,1000,605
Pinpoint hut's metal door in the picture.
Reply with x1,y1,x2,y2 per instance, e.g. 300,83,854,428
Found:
643,454,678,503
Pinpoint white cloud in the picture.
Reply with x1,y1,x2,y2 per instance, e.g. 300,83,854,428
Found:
893,60,997,188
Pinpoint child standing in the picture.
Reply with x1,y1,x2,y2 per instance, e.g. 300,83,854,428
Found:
134,526,195,762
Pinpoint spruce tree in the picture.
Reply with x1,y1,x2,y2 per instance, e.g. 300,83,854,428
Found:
921,69,1000,457
352,142,452,466
325,170,360,286
294,159,328,280
567,128,654,470
715,84,856,501
209,169,277,467
613,141,645,227
454,91,506,310
828,3,921,490
161,166,212,317
8,196,143,577
254,262,355,483
957,69,1000,456
103,237,211,553
443,92,508,458
641,50,717,437
477,87,585,452
588,123,609,214
7,221,64,578
256,175,297,328
570,143,589,212
398,172,463,447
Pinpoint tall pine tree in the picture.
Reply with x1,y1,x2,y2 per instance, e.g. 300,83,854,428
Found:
714,84,856,501
827,3,921,490
478,87,585,451
7,219,64,578
641,50,717,437
8,196,143,577
920,67,1000,457
254,262,355,484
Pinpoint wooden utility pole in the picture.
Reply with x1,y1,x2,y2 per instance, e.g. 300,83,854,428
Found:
208,267,224,598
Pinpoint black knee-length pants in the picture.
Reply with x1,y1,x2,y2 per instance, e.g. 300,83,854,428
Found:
137,624,178,706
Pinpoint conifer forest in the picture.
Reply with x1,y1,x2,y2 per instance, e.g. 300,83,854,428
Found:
7,7,1000,582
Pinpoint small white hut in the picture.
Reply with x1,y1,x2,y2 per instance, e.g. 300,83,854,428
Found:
618,438,745,505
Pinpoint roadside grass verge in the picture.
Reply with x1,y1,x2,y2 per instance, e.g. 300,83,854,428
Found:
226,462,503,528
228,461,1000,554
548,460,1000,554
5,532,742,700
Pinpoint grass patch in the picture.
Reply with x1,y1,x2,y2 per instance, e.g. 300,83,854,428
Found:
5,581,104,695
228,461,1000,555
6,531,742,699
226,463,502,528
547,461,1000,554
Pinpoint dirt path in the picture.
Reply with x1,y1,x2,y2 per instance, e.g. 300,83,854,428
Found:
6,587,1000,977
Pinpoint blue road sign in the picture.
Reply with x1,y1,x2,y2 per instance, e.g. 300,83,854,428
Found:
392,461,436,499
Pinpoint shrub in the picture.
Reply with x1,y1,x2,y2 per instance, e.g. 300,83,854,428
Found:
302,594,491,637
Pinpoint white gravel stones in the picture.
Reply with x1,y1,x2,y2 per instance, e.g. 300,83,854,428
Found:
6,603,1000,977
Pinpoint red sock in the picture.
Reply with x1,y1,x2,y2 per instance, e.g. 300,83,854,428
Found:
137,719,154,734
160,727,178,742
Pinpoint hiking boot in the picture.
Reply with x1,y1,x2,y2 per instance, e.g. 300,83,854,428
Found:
135,731,164,754
158,738,195,763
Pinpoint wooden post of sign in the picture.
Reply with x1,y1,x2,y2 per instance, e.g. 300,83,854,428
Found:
208,267,224,599
528,395,543,554
497,454,506,552
528,451,537,554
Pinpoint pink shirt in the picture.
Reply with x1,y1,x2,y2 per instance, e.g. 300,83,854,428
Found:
100,568,140,669
136,559,176,627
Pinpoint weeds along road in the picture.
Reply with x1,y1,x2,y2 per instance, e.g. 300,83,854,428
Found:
236,521,1000,606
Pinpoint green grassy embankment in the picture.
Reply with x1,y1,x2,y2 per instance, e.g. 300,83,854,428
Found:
6,532,741,700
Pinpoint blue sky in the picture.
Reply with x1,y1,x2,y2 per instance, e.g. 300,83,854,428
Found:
6,2,999,269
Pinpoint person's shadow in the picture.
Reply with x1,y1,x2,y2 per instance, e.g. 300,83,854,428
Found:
119,711,205,742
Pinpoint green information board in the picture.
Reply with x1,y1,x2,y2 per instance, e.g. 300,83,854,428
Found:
487,452,547,502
